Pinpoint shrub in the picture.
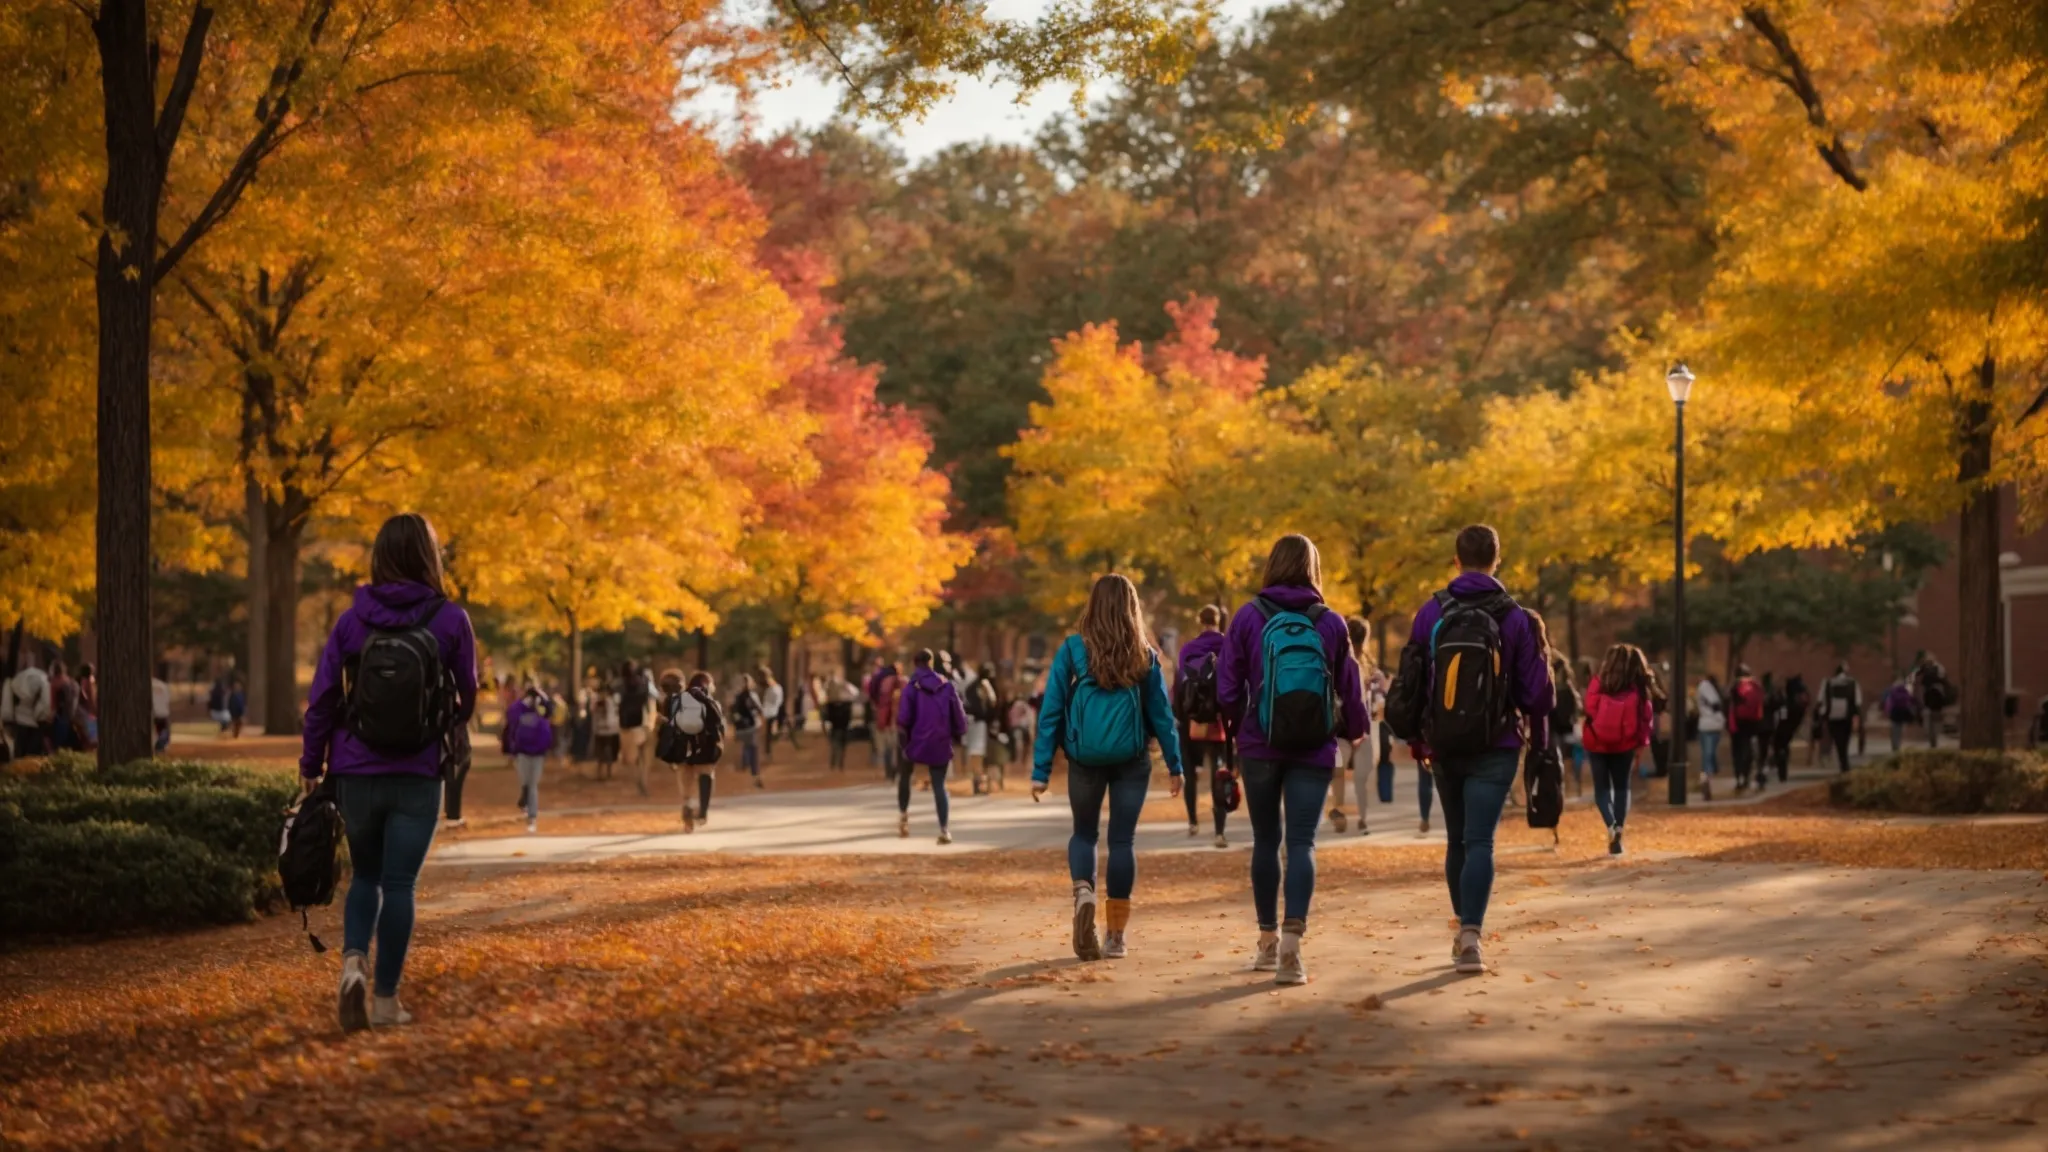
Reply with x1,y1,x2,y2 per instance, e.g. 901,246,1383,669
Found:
0,756,301,939
1828,750,2048,814
0,820,257,934
0,778,296,874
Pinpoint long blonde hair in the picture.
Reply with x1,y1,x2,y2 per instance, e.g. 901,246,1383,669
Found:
1078,573,1154,690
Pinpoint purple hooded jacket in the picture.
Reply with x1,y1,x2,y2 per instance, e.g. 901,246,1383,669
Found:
1217,585,1370,768
897,666,968,767
503,693,555,757
1405,572,1555,755
300,582,479,779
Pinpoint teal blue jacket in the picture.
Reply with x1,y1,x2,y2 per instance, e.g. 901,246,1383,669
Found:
1032,634,1184,784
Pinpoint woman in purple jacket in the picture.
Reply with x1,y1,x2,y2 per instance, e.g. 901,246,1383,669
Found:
301,514,478,1033
1217,535,1370,986
1175,605,1231,847
896,649,968,843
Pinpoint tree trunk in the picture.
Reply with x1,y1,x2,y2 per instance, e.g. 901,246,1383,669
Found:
774,623,795,698
1956,362,2003,751
5,618,22,681
1565,596,1580,663
91,0,163,767
260,515,303,734
697,628,710,674
245,476,269,727
565,610,582,728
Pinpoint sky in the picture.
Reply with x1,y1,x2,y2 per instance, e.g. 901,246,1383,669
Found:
687,0,1273,163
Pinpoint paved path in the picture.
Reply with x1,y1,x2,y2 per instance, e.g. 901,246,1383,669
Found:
759,861,2048,1151
431,760,1856,866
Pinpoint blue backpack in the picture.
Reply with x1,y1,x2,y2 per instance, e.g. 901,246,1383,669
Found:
1255,596,1337,753
1060,636,1150,768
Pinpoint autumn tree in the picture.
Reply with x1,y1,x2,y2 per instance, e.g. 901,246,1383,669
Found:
1008,298,1279,616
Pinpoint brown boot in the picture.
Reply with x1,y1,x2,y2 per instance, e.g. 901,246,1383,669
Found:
1103,897,1131,958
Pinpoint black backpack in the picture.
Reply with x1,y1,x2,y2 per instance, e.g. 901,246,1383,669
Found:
619,675,650,727
658,689,725,766
1176,652,1222,727
1424,590,1519,757
343,598,450,756
966,678,997,722
1551,675,1582,734
1923,671,1955,711
1523,742,1563,834
1384,636,1431,743
279,776,343,952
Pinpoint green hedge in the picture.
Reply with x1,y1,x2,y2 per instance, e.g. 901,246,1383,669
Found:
0,820,258,934
1828,750,2048,814
0,754,299,940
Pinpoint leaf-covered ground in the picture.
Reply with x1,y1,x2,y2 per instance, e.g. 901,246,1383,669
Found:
4,781,2045,1149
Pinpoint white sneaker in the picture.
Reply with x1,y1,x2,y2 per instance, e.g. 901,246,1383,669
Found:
1103,930,1127,959
1213,833,1228,849
1072,886,1102,961
338,952,370,1033
526,819,537,834
1275,933,1306,985
370,994,413,1027
1252,935,1279,972
1455,927,1485,974
1187,823,1200,838
936,828,953,845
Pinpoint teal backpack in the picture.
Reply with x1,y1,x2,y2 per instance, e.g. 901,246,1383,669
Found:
1255,596,1337,753
1060,635,1150,768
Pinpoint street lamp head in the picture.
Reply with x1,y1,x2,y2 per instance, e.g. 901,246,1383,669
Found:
1665,361,1695,404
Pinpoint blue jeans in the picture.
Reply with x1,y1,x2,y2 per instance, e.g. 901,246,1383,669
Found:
1698,730,1722,777
1068,757,1150,898
1418,766,1435,822
899,761,950,827
1435,749,1518,931
738,729,760,776
1588,750,1635,829
336,773,442,996
1243,758,1332,931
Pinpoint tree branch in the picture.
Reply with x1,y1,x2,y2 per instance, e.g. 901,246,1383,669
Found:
154,4,215,172
778,0,866,107
1741,5,1867,191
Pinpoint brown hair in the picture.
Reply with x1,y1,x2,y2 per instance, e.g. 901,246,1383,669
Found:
370,513,445,593
689,671,713,691
1455,524,1500,571
1261,534,1322,592
1078,573,1154,691
1197,604,1223,629
1346,615,1377,678
659,668,684,693
1594,643,1649,698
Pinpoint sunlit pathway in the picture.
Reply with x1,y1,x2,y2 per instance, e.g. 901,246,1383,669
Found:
756,860,2048,1151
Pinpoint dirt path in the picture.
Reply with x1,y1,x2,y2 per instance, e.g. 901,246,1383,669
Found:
766,859,2048,1151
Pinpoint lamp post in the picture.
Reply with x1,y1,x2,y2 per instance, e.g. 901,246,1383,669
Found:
1667,362,1694,807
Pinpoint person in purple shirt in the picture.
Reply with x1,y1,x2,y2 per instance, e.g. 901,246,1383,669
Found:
301,513,478,1033
1403,524,1555,975
897,649,968,844
1175,604,1232,847
1217,535,1370,986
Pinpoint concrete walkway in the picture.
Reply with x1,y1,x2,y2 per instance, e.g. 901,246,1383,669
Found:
759,861,2048,1150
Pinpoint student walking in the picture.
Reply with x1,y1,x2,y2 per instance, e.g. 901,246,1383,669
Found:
504,683,554,831
1729,665,1767,793
300,513,478,1032
1883,678,1917,752
1821,664,1863,774
3,655,53,758
825,668,858,770
1582,645,1654,855
657,670,725,830
1773,674,1809,782
590,678,621,781
1033,574,1183,960
1175,605,1233,846
1329,616,1376,835
964,663,1000,794
1398,525,1554,976
1549,652,1582,801
759,669,787,761
898,650,968,843
869,662,904,779
1695,674,1725,800
731,675,765,787
617,661,657,795
1218,536,1369,985
1912,653,1954,748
